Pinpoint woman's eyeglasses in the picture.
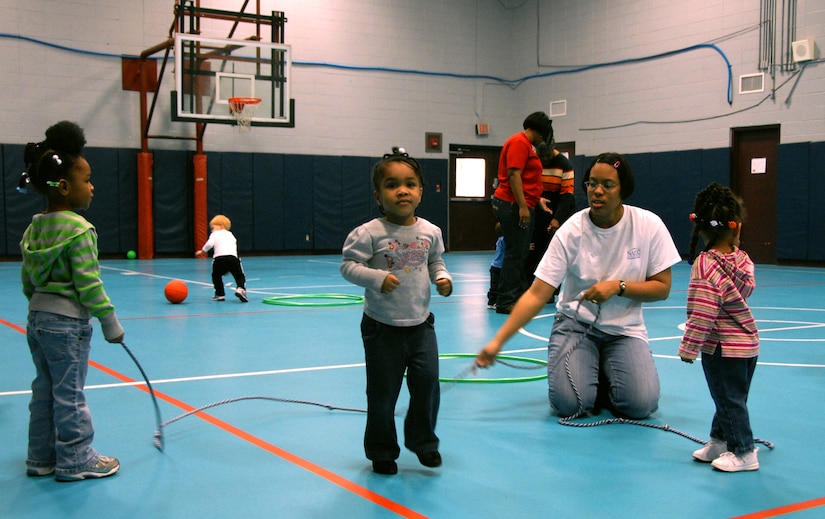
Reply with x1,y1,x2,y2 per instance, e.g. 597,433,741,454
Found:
583,180,619,191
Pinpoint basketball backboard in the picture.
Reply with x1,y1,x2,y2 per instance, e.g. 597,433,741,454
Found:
173,34,294,127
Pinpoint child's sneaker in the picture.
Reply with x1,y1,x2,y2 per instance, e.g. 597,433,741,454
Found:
55,456,120,482
235,287,249,303
26,465,55,477
711,449,759,472
212,295,225,301
692,437,726,462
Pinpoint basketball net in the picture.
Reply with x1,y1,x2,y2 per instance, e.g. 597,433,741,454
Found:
228,97,262,133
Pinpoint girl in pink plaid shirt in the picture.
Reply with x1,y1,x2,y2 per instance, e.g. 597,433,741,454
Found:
679,183,760,472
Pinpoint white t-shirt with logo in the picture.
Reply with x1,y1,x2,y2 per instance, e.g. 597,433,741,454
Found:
535,205,681,340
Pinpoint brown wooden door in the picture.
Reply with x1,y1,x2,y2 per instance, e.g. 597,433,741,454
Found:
448,144,501,251
731,125,780,264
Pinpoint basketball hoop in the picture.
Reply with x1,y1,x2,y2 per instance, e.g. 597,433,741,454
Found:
228,97,262,133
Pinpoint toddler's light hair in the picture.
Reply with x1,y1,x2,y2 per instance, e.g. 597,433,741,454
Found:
210,214,231,230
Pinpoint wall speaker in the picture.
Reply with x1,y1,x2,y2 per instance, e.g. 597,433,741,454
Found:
792,38,815,63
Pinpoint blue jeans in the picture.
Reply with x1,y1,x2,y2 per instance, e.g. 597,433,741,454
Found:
360,313,440,461
701,346,757,454
491,196,534,308
26,311,99,475
546,314,660,419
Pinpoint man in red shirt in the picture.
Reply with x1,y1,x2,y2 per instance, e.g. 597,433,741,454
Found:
491,111,552,314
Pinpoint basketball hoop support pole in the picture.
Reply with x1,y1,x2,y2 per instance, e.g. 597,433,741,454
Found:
193,150,208,251
137,152,154,259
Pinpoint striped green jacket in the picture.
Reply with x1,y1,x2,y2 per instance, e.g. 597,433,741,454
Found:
20,211,123,342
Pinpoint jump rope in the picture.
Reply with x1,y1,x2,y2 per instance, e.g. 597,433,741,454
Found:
120,343,535,452
120,302,774,452
120,342,165,450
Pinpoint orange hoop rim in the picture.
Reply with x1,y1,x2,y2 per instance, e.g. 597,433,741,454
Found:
228,97,262,112
228,97,262,104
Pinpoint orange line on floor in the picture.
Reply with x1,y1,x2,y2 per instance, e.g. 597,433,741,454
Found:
89,358,427,519
729,496,825,518
0,317,26,334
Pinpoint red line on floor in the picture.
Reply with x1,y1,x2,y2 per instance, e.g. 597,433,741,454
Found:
89,359,427,519
729,496,825,518
0,317,26,334
3,320,417,517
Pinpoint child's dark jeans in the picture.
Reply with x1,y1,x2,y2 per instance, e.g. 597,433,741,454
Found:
360,313,440,461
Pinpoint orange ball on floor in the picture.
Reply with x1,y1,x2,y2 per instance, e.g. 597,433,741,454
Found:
164,280,188,304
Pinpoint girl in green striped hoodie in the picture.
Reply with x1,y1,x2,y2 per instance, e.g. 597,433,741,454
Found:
19,121,123,482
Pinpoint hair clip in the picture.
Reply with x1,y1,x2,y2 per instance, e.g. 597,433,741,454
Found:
383,146,408,159
708,219,737,229
613,160,621,169
46,180,61,188
51,154,63,166
690,213,736,228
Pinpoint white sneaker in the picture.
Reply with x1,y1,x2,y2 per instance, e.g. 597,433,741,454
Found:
711,448,759,472
235,287,248,303
692,438,727,462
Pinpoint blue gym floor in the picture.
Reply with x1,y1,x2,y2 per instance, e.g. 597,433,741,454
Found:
1,252,824,518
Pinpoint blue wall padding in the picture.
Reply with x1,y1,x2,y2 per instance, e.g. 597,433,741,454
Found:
1,144,823,261
282,155,314,250
313,155,344,250
117,149,139,254
0,145,6,255
776,143,809,260
216,152,255,251
807,143,825,260
2,145,16,254
251,153,285,251
641,151,684,247
701,148,732,186
571,155,590,212
340,155,375,234
3,144,43,255
152,149,192,253
83,148,120,254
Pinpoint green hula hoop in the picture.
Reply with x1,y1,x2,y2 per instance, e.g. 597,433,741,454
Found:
262,293,365,307
438,353,548,383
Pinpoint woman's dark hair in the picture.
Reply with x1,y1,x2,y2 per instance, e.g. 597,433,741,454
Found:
22,120,86,195
372,146,424,191
688,182,745,264
522,112,552,142
582,152,635,200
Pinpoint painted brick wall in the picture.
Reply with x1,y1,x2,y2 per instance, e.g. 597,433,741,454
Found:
2,1,823,156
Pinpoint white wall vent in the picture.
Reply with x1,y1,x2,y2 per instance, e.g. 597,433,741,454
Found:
549,100,567,117
739,73,764,94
